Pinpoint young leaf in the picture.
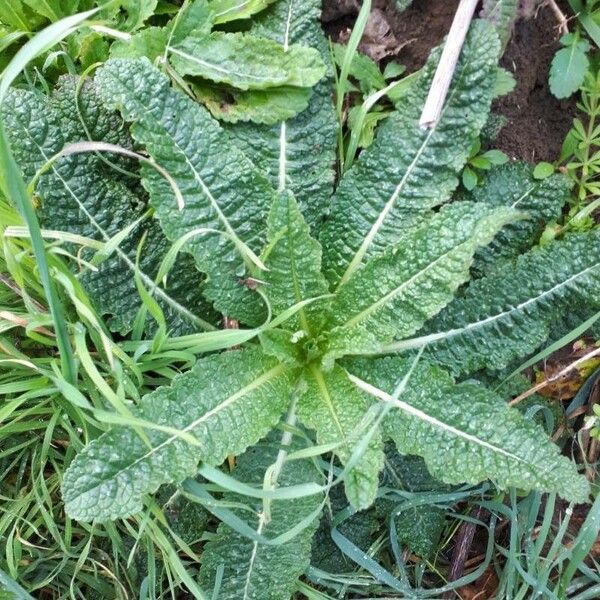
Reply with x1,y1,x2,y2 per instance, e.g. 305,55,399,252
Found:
320,21,501,287
549,33,590,100
324,203,516,359
223,0,338,229
62,348,292,521
298,365,384,509
1,79,215,334
394,505,445,558
386,231,600,375
261,190,329,332
460,161,571,274
347,357,590,503
199,436,323,599
96,57,277,323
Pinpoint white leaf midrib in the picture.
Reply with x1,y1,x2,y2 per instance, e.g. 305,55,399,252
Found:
347,373,522,461
73,362,286,501
337,24,489,287
385,261,600,352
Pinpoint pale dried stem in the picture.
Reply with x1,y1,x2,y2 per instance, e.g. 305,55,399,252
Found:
419,0,479,128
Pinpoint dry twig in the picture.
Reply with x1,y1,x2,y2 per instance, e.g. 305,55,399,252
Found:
419,0,478,128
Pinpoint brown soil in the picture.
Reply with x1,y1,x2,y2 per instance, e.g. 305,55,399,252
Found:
322,0,577,163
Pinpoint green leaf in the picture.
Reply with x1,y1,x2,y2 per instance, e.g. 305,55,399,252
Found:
119,0,159,31
261,190,330,332
388,231,600,375
96,57,277,323
191,82,312,125
493,67,516,97
347,106,390,150
62,348,292,521
169,31,326,91
207,0,279,24
311,486,379,573
22,0,74,22
460,161,570,274
347,356,590,503
2,78,215,335
533,161,555,179
549,33,590,99
223,0,337,230
383,61,405,80
394,505,445,558
298,365,383,509
324,203,516,359
199,435,323,599
462,166,478,190
320,21,501,287
0,0,42,30
332,43,386,93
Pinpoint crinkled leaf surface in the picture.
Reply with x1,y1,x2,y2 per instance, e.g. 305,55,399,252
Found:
460,162,571,274
347,357,590,503
96,57,276,323
224,0,337,229
394,505,445,558
191,83,312,125
169,31,326,91
324,203,516,359
199,436,323,599
390,231,600,375
62,349,291,521
298,365,383,509
1,78,215,334
261,190,329,332
320,21,500,287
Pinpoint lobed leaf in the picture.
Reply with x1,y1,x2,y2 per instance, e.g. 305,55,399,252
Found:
62,348,292,521
320,21,501,287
